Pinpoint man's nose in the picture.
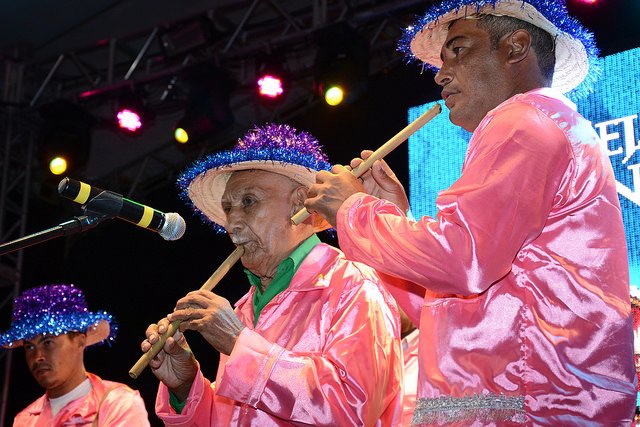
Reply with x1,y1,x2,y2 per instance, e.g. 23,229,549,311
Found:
225,206,244,230
434,63,452,86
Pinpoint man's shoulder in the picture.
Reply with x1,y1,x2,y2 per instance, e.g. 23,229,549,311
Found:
87,373,142,400
312,242,380,280
14,394,47,418
496,88,577,120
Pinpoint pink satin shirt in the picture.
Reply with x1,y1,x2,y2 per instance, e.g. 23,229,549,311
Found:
13,372,150,426
337,88,637,425
155,242,403,426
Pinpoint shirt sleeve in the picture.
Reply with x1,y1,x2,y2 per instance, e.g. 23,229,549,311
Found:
155,365,220,426
337,102,572,296
215,279,403,426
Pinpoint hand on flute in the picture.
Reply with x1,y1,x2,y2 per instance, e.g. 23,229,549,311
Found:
305,152,408,228
349,150,409,213
141,318,198,401
168,290,245,356
304,164,366,228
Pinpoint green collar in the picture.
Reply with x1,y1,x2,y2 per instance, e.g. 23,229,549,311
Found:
245,234,320,326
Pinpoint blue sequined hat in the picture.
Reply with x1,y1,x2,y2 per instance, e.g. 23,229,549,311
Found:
177,123,332,233
0,284,116,348
398,0,599,98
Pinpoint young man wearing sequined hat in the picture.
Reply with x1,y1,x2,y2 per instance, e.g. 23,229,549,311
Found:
305,0,636,424
141,123,403,426
1,284,150,426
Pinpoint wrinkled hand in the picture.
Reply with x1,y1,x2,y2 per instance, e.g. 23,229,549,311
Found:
351,150,409,213
305,164,365,228
141,318,197,401
168,290,245,357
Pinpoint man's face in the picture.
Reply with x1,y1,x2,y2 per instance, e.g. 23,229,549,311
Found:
435,18,512,132
23,333,86,398
222,170,305,278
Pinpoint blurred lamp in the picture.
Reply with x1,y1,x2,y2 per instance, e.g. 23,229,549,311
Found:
37,100,95,177
257,75,284,98
324,86,345,106
49,157,68,175
173,64,234,145
114,91,151,135
314,24,368,107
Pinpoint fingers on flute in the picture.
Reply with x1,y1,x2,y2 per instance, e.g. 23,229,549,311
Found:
360,149,374,159
330,164,349,174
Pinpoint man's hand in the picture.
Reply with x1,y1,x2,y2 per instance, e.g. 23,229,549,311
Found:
305,165,366,228
351,150,409,213
168,290,245,357
142,319,197,401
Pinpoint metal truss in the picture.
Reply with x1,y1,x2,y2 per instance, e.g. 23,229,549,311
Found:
20,0,429,198
0,59,36,427
0,2,432,422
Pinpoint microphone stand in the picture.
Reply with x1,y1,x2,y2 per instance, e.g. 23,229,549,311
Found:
0,198,114,256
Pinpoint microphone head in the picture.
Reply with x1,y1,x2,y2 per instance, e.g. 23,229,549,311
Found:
159,212,186,241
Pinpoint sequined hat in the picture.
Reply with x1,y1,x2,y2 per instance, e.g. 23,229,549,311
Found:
398,0,599,98
177,123,332,233
0,284,116,348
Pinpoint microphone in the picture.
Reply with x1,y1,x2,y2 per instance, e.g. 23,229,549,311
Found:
57,177,186,241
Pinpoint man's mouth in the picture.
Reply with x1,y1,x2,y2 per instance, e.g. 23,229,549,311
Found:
32,365,51,376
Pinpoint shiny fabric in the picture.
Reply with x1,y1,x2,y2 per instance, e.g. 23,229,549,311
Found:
155,242,403,426
402,329,420,426
13,372,150,426
337,88,637,425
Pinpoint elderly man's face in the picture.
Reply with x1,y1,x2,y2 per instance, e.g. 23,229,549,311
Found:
435,18,512,132
222,169,307,278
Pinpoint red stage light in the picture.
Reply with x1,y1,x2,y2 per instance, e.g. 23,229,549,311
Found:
257,74,284,98
116,108,143,133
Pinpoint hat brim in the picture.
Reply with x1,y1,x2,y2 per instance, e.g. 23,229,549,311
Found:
409,0,588,94
188,161,332,232
1,318,111,348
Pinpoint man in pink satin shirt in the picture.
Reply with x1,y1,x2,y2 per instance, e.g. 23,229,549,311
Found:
141,123,403,426
1,284,150,426
305,0,637,424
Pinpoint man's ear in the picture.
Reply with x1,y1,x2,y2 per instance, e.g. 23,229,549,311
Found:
74,332,87,349
291,186,308,216
504,29,532,64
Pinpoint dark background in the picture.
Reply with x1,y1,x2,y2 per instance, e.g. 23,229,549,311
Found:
1,0,639,425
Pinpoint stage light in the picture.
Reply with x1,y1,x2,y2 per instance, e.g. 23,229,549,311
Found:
174,127,189,144
173,64,234,145
324,86,345,106
114,91,151,135
160,16,218,61
49,157,68,175
257,75,284,98
255,57,289,104
36,100,95,177
116,108,143,132
313,24,369,107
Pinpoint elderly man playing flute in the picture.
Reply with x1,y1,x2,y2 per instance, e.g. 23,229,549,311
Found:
141,123,403,426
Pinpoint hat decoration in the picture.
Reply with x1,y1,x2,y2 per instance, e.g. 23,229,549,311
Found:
177,123,332,233
398,0,600,99
0,284,116,348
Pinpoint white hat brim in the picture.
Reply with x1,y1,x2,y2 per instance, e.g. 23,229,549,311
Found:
409,0,588,93
188,161,332,232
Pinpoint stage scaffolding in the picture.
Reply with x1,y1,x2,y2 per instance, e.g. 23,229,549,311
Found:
0,2,429,423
